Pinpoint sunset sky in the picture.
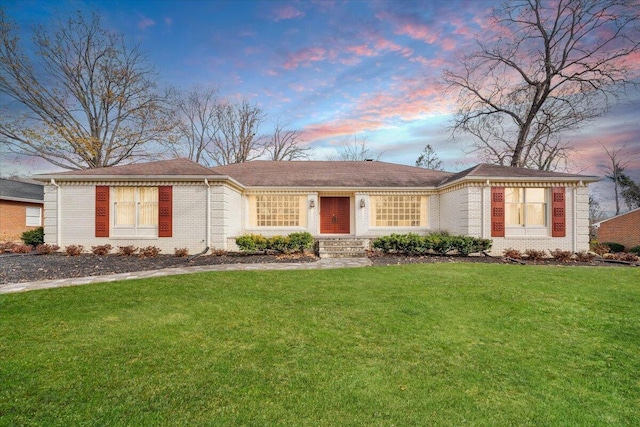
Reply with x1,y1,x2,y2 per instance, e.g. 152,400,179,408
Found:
2,0,639,213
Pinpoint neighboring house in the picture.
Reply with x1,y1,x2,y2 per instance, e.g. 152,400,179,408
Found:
594,208,640,250
0,178,45,242
33,158,598,255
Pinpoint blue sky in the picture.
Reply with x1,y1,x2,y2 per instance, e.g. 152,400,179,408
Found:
2,0,640,211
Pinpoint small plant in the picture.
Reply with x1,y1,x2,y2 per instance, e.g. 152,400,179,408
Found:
65,245,84,256
174,247,189,257
210,249,226,256
117,245,138,256
524,249,547,261
287,232,314,252
590,243,610,256
35,244,59,254
91,244,112,255
11,243,33,254
575,251,596,262
503,248,522,259
602,242,624,253
139,246,161,258
617,252,639,262
550,249,573,262
21,227,44,246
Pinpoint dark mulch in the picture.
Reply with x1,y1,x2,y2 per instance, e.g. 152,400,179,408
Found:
0,252,318,285
1,251,633,286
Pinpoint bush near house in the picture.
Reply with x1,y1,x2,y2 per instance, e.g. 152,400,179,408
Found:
236,232,314,254
372,233,492,256
630,246,640,254
602,242,625,253
21,227,44,247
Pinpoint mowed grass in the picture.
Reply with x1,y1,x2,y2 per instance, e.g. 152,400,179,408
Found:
1,264,639,426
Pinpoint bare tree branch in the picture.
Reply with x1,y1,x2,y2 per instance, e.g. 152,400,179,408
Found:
444,0,640,170
0,9,176,169
210,99,266,165
265,119,312,161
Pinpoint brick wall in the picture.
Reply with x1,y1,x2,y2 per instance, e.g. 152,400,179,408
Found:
0,200,43,242
597,209,640,250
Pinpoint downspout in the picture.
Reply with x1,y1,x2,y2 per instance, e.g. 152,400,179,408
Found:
573,186,578,253
205,179,211,249
50,179,61,247
482,180,490,239
188,179,211,262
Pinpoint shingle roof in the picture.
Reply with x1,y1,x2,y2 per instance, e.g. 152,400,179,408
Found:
0,178,44,202
210,161,453,187
36,158,217,177
440,163,599,185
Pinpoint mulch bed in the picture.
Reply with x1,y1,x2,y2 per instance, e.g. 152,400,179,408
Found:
1,251,634,285
0,252,317,285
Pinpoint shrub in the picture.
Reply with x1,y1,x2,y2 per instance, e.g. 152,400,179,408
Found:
174,247,189,257
602,242,624,253
590,243,610,256
139,246,161,258
371,233,491,256
575,251,596,262
550,249,573,262
236,234,268,252
211,249,226,256
35,244,59,254
91,244,112,255
21,227,44,246
287,232,315,252
65,245,84,256
503,248,522,259
11,243,33,254
524,249,547,261
268,235,290,253
628,245,640,254
117,245,138,256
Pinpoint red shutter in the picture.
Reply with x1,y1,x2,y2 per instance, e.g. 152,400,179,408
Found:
491,187,505,237
95,186,110,237
158,186,172,237
551,187,566,237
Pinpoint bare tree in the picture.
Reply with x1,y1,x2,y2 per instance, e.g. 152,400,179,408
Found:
599,143,633,215
265,119,312,161
169,86,220,166
210,99,266,165
0,9,175,170
415,144,444,170
444,0,640,170
328,134,381,161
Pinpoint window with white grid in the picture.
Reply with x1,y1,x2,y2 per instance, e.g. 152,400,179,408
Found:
256,195,301,227
374,195,422,227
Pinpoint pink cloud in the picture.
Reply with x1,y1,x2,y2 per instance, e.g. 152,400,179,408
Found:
272,5,305,22
376,11,439,44
440,38,456,51
283,47,327,70
347,44,378,57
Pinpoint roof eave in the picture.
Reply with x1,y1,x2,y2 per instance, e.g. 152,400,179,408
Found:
441,175,600,188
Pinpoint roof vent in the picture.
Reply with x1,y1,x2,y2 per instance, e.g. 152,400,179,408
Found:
364,158,374,162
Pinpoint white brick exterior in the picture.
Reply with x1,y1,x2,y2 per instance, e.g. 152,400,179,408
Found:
42,175,593,255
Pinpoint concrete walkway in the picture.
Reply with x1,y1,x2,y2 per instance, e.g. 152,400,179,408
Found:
0,257,372,294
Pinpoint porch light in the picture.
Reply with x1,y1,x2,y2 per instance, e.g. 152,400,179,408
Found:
309,200,315,209
360,198,366,208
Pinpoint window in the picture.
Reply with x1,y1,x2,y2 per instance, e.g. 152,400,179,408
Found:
255,195,301,227
372,195,427,227
505,188,547,227
113,187,158,234
26,206,41,226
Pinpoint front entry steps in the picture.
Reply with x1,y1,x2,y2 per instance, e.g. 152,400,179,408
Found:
316,238,369,258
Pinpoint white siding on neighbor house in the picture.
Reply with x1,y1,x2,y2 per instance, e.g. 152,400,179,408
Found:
43,185,58,246
48,182,209,254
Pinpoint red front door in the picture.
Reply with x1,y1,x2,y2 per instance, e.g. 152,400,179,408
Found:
320,197,350,234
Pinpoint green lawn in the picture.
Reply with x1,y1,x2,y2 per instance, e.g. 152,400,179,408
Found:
1,264,639,426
